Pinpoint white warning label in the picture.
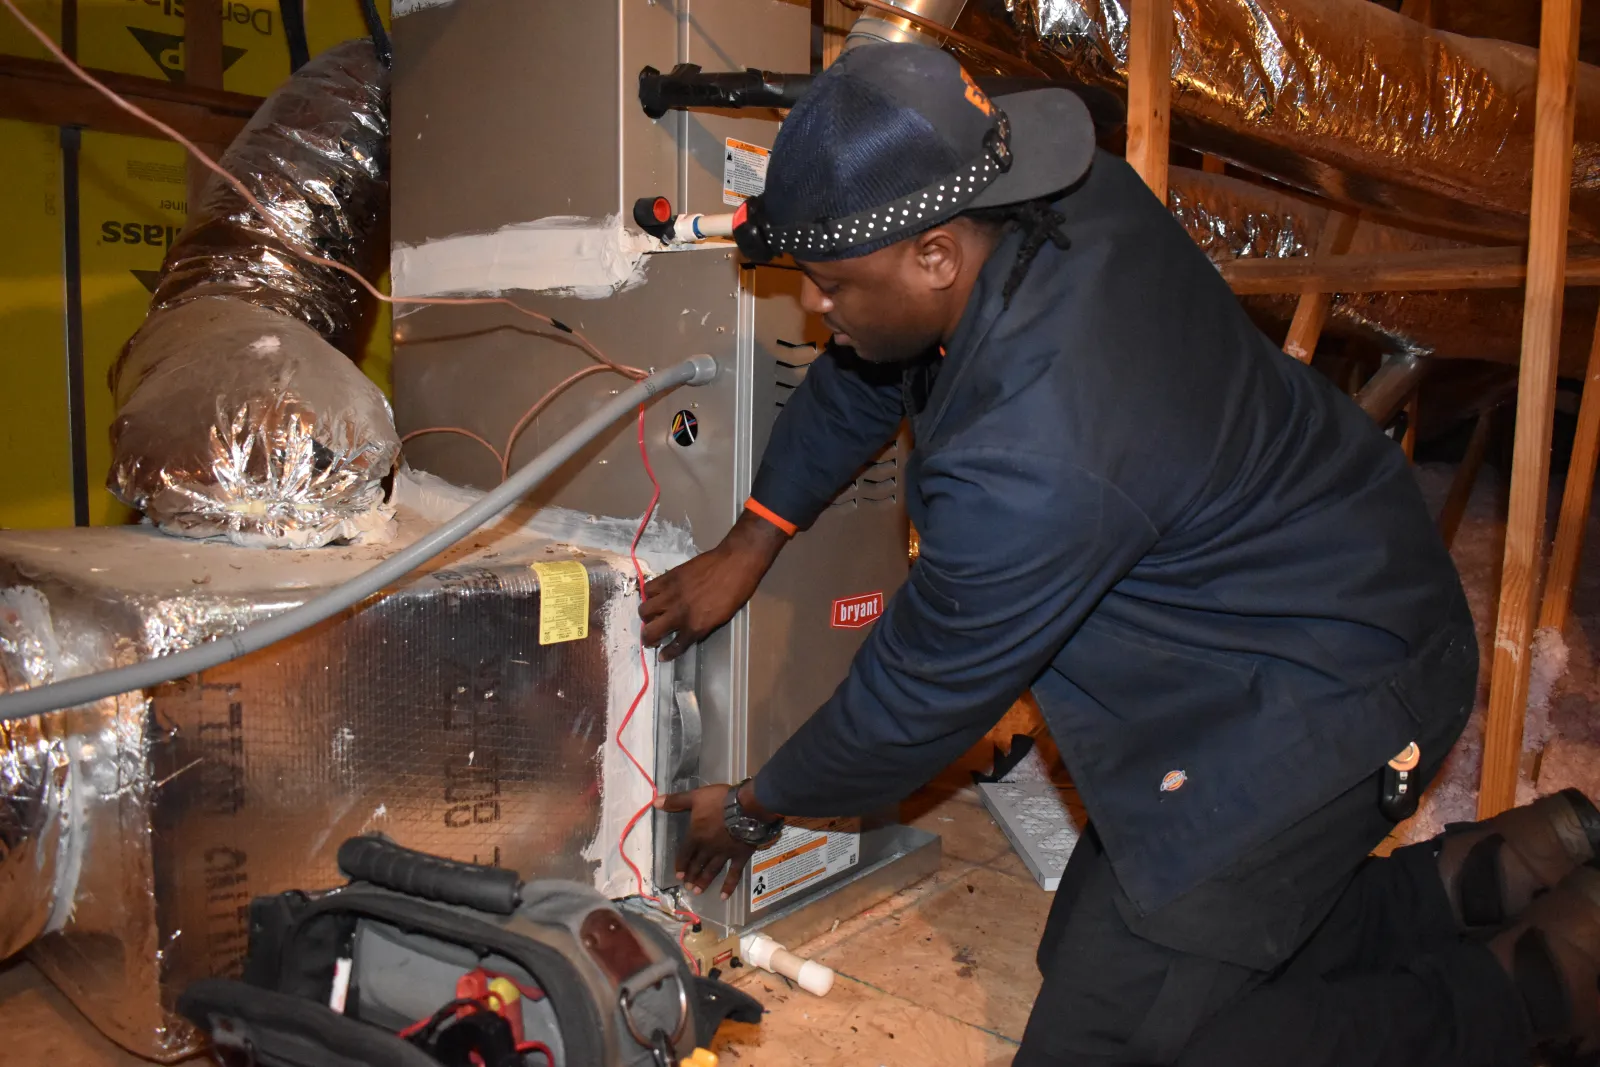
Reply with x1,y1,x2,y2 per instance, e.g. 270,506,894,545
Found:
723,138,771,207
749,817,860,911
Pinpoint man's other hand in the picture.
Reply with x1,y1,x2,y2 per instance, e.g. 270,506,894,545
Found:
656,785,758,900
641,510,789,661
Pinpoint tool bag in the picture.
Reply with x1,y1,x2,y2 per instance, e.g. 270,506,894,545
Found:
177,835,761,1067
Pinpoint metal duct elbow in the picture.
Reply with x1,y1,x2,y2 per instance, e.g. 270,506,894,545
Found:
958,0,1600,241
845,0,972,51
108,39,399,549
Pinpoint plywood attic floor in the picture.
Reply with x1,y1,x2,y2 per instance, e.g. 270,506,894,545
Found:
0,760,1062,1067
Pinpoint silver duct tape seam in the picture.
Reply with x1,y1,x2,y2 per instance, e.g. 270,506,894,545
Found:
959,0,1600,241
0,589,87,960
0,515,665,1061
107,40,398,550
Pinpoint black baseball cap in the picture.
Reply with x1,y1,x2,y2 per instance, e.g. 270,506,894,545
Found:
732,43,1095,264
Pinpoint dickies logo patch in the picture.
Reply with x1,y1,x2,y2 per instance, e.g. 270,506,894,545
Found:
1160,770,1188,793
832,592,884,629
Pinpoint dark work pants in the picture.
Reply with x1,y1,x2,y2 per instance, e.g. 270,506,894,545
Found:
1012,772,1534,1066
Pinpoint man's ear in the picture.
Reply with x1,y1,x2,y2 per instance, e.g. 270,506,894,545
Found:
912,227,964,292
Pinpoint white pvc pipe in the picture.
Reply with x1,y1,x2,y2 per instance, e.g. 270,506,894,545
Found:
671,213,736,242
740,933,834,996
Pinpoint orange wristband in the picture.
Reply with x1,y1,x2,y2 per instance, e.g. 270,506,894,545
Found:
744,497,797,537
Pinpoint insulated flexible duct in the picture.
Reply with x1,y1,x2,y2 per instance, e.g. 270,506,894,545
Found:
954,0,1600,242
657,3,1593,369
107,40,398,549
1169,167,1600,377
0,356,717,723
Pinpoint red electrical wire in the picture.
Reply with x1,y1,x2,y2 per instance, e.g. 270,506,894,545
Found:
0,0,708,979
616,409,704,973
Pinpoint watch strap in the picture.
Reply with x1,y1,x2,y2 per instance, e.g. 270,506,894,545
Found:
724,779,783,846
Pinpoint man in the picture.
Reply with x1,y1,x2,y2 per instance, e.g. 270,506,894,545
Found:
642,43,1600,1065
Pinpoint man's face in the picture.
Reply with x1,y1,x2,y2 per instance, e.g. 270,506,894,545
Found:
796,240,949,364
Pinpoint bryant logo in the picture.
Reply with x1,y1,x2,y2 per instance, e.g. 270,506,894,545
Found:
831,592,884,630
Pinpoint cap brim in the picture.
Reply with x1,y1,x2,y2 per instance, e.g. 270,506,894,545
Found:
967,87,1096,210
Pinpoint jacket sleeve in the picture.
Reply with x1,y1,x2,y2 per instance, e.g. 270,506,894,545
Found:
747,344,907,531
752,446,1158,816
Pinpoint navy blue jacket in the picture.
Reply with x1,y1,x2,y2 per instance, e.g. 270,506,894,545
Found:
748,150,1477,914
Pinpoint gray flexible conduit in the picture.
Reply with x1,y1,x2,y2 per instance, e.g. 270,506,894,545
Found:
0,355,719,723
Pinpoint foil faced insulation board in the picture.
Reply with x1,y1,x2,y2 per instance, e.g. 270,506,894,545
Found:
976,782,1081,891
0,514,660,1059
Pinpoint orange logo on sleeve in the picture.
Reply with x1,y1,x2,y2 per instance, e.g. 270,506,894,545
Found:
960,67,994,117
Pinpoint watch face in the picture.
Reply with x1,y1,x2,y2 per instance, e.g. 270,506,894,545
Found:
727,816,779,846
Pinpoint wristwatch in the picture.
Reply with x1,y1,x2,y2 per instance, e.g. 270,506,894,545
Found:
723,779,784,848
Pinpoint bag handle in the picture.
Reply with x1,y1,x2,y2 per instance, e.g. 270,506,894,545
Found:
338,836,521,915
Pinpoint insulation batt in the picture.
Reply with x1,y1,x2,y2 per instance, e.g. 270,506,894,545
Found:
1398,467,1600,844
107,40,397,549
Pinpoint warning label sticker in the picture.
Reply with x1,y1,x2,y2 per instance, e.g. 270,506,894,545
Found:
749,817,861,911
723,138,771,207
531,561,590,645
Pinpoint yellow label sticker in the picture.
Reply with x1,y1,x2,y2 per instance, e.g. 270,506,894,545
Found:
532,561,590,645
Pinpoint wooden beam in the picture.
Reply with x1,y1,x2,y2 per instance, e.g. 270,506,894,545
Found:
1201,154,1227,174
183,0,223,89
1479,0,1584,821
821,0,851,67
1439,408,1496,551
1282,211,1359,362
1125,0,1173,203
1539,310,1600,632
0,54,259,145
184,0,226,212
1221,245,1600,296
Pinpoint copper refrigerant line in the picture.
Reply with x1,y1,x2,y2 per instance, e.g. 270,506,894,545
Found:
0,0,646,475
0,0,710,946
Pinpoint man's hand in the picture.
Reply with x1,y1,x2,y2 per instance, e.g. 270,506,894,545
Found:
641,510,789,661
655,784,759,899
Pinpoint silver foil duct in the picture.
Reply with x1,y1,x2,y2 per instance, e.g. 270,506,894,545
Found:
958,0,1600,240
109,298,399,548
0,496,674,1060
0,589,90,963
107,40,399,549
143,39,389,352
1168,167,1600,377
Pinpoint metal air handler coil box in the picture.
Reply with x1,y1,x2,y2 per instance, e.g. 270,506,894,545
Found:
389,0,939,938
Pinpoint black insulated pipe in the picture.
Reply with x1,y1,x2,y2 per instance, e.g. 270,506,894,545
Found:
337,836,522,915
636,64,1113,131
639,63,814,119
